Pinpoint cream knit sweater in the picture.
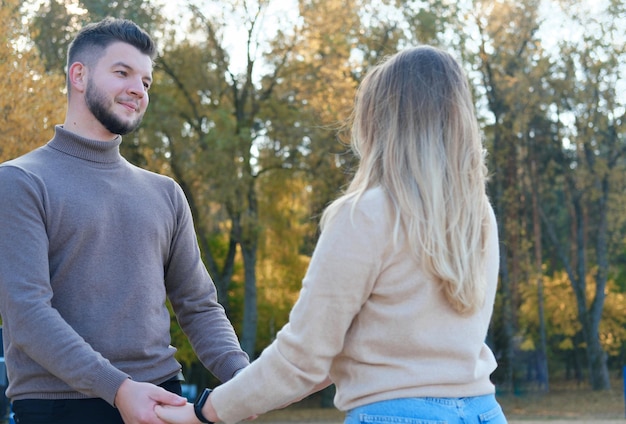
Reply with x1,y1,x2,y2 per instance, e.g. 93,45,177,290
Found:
211,186,500,423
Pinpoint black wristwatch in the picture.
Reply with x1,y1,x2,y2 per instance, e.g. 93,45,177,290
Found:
193,388,214,424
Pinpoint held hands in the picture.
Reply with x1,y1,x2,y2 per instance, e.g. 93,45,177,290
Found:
155,388,259,424
114,379,187,424
155,391,225,424
155,402,201,424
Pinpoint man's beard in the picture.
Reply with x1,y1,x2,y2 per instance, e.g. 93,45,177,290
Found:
85,78,144,135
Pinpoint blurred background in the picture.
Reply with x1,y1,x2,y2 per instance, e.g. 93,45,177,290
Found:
1,0,625,413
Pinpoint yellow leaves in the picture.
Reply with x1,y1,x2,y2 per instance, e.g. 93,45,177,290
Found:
519,270,626,354
520,338,536,351
558,338,574,350
598,287,626,355
255,176,314,347
0,0,64,162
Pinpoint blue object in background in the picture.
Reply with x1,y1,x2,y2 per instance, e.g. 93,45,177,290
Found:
0,358,5,388
181,383,198,402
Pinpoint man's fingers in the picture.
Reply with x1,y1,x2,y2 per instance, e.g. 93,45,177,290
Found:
153,388,188,406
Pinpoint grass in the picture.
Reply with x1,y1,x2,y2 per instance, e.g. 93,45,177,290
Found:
256,377,626,422
497,377,625,420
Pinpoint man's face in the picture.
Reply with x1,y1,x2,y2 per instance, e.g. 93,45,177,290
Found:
85,42,153,136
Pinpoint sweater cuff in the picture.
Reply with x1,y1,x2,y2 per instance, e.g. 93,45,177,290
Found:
215,354,250,383
96,368,132,406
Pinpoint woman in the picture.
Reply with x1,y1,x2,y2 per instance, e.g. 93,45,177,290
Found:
156,45,507,424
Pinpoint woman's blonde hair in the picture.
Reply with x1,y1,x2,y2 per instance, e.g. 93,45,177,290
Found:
322,45,491,314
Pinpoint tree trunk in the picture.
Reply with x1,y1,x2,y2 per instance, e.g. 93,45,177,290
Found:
539,195,611,390
490,124,515,392
239,179,260,358
587,175,611,390
530,159,549,391
240,242,258,358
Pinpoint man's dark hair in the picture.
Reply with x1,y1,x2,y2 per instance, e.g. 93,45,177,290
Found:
67,17,157,73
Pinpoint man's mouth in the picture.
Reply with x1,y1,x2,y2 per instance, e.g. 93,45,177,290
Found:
118,101,138,112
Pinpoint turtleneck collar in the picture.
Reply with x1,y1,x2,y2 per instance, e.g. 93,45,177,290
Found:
47,125,123,164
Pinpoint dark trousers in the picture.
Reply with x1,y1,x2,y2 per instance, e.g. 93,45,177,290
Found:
12,378,182,424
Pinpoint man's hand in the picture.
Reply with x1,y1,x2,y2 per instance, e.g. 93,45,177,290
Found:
115,379,187,424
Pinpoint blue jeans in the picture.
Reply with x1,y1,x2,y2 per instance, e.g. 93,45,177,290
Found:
344,394,507,424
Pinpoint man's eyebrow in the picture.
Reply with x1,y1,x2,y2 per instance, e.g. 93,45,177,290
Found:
112,61,153,83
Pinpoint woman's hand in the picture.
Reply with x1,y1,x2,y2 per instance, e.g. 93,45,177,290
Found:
154,402,200,424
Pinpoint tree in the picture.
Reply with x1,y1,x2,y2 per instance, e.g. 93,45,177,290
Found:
460,0,548,391
0,0,64,163
143,0,321,357
538,0,626,388
29,0,166,73
148,0,399,357
519,270,626,374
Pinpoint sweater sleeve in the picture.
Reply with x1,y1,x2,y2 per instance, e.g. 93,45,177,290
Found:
164,183,249,382
211,196,387,423
0,166,129,405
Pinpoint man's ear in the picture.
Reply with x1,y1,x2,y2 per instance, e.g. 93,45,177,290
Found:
67,62,87,93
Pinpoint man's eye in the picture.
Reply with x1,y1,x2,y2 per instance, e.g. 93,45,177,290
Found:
116,70,128,76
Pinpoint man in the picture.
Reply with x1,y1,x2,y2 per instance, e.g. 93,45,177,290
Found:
0,18,249,424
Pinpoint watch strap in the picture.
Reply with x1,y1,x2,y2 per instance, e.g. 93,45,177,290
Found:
193,388,214,424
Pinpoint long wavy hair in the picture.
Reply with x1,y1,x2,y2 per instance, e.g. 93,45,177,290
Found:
322,46,491,314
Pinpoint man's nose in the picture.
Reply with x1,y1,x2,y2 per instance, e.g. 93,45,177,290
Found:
127,77,146,97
